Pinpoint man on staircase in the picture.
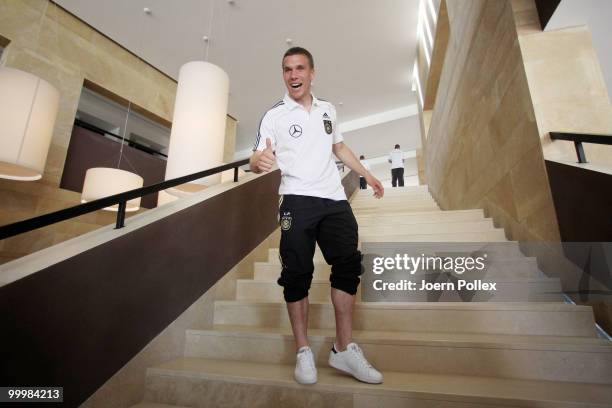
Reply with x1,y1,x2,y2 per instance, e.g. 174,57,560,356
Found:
249,47,385,385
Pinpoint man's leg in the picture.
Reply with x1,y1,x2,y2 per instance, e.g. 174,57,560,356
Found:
331,287,354,350
278,196,320,385
287,296,309,350
391,169,397,187
398,167,404,187
359,177,366,189
316,201,361,348
317,200,383,383
277,196,318,350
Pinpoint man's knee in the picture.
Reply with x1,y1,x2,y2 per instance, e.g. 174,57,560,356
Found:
278,271,313,302
329,251,363,295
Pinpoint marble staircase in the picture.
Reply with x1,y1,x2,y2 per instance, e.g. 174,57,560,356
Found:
133,186,612,407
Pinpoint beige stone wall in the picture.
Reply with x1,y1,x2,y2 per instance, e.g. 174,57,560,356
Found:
421,0,560,243
81,228,281,408
515,21,612,166
423,0,449,111
0,0,237,263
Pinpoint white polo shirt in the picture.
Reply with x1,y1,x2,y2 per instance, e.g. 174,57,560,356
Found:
253,94,346,201
389,148,404,169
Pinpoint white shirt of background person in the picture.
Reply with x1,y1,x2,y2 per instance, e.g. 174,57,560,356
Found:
388,147,404,169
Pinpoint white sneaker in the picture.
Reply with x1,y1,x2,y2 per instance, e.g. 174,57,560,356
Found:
294,346,317,384
328,342,383,384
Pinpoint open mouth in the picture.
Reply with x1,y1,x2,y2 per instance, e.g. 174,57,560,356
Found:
290,83,302,90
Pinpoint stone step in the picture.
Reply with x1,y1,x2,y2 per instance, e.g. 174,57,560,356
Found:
351,198,437,208
236,277,561,303
355,185,430,195
354,203,441,213
356,209,486,225
353,189,432,198
145,358,612,408
213,300,597,337
359,219,496,235
360,242,528,258
268,243,529,266
352,195,435,204
131,403,189,408
184,326,612,384
360,229,508,242
255,258,543,280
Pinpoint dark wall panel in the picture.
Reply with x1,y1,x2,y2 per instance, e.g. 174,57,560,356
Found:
60,125,166,209
535,0,562,29
0,171,281,407
546,160,612,242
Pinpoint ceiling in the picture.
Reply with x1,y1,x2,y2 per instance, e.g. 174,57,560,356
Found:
56,0,420,152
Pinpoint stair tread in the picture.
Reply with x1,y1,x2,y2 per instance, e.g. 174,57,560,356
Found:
215,299,587,311
188,325,611,351
239,277,559,283
148,358,612,406
355,208,481,215
259,257,539,265
361,229,506,235
132,403,189,408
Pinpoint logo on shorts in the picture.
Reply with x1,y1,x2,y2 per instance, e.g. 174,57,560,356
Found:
323,113,332,134
280,212,292,231
289,124,302,138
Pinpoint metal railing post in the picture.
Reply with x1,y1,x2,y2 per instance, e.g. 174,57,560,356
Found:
115,201,127,229
233,167,239,182
574,141,587,163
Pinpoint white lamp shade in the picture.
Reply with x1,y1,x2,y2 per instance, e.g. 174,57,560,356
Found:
165,61,229,191
81,167,143,212
0,67,60,181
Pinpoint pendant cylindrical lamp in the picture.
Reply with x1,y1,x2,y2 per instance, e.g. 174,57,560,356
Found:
165,61,229,194
0,67,60,181
81,167,143,212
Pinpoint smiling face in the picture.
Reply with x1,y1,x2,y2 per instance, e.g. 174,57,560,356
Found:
282,54,314,106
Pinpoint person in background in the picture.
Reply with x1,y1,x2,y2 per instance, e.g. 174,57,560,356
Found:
359,155,370,189
388,144,405,187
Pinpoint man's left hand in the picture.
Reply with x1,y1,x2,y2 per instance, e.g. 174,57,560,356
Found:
366,175,384,199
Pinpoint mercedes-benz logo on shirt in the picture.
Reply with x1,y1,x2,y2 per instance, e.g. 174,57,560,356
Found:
289,124,303,138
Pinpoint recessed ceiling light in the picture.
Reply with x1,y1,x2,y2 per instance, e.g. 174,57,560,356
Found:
228,0,235,4
143,7,152,14
202,36,209,42
286,38,293,45
339,102,344,106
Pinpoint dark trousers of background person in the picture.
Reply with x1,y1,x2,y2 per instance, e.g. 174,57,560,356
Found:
359,177,367,189
391,168,404,187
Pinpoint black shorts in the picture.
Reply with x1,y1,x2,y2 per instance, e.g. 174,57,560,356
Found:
278,195,362,302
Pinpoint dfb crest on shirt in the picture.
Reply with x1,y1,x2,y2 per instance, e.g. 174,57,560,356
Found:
323,112,333,134
280,212,292,231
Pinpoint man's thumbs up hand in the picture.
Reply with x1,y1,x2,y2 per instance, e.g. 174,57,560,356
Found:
255,138,276,173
